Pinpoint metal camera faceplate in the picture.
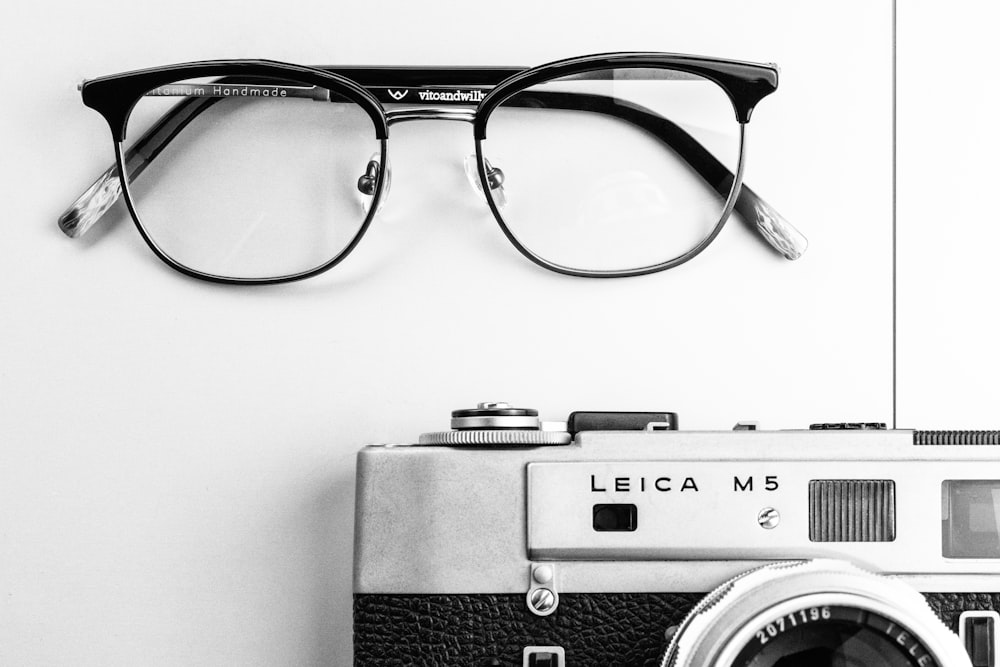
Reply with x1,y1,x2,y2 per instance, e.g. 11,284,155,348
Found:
354,428,1000,597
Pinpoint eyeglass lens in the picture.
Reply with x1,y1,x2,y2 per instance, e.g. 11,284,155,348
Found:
121,76,381,280
480,67,741,272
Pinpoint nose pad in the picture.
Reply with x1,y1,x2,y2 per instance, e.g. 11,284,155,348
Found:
463,154,507,209
357,152,391,215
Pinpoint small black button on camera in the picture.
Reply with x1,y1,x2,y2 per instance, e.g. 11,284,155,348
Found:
593,504,638,532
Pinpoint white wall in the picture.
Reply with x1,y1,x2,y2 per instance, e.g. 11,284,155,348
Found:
897,1,1000,428
4,1,974,665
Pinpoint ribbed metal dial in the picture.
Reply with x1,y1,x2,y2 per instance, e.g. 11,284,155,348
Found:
417,430,571,446
914,430,1000,445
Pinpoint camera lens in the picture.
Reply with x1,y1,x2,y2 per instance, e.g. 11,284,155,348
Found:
660,560,971,667
730,605,937,667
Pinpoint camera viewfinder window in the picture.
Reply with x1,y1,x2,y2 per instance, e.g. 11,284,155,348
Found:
942,480,1000,558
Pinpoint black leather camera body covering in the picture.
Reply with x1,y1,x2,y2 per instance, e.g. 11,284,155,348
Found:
353,592,998,666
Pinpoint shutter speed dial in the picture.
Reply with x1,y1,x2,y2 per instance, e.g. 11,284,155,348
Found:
451,402,542,430
419,403,571,447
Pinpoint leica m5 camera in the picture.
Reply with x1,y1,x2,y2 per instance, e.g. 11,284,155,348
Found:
353,403,1000,666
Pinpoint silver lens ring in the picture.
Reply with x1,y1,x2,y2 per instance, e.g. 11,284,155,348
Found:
661,559,970,667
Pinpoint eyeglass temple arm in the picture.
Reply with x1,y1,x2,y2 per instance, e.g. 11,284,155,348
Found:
58,94,223,238
59,87,805,260
505,90,805,260
57,82,337,239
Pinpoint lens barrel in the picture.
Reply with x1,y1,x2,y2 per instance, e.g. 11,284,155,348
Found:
660,560,971,667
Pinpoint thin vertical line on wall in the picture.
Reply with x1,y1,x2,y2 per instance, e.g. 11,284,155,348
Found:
891,0,898,429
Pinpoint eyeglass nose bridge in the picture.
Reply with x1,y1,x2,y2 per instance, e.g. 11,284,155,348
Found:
384,107,477,125
376,106,507,209
356,108,476,215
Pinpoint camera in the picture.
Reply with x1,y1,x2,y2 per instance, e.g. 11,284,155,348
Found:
353,403,1000,666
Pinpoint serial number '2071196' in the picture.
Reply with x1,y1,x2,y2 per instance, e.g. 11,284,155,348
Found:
755,606,832,645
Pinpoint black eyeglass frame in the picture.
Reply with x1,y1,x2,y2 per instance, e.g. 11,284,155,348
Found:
63,52,799,284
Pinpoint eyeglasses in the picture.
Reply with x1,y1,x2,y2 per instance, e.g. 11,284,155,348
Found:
58,53,807,284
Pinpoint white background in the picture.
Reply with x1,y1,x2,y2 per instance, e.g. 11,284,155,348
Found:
0,1,991,665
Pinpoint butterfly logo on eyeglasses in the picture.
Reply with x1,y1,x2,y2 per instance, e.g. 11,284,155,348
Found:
387,89,408,101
